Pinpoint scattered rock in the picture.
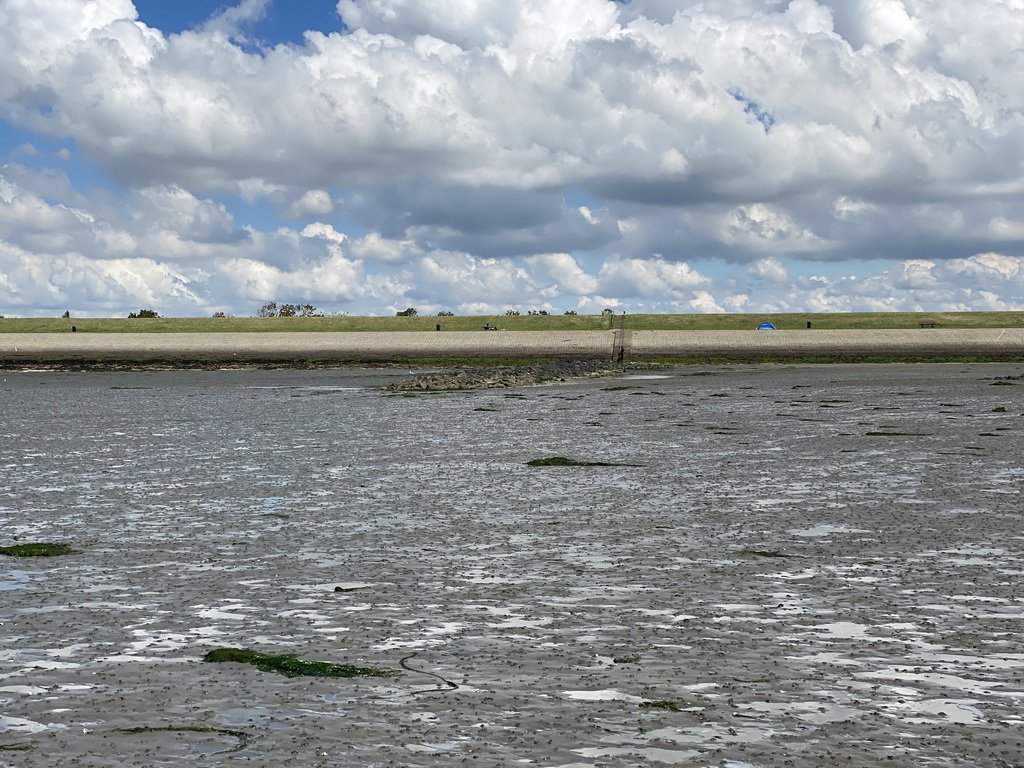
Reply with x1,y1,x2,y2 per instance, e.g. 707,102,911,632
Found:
380,360,622,391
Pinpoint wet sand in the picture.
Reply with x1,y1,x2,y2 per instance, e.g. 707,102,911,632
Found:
1,363,1023,766
0,328,1022,364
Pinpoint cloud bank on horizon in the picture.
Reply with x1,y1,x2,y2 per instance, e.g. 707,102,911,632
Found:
1,0,1023,317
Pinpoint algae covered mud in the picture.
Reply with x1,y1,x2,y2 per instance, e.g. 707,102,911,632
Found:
1,364,1023,767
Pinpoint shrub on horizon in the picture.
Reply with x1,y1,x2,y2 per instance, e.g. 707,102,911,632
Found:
258,301,321,317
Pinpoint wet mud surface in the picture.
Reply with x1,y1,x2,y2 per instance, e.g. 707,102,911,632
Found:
1,363,1023,767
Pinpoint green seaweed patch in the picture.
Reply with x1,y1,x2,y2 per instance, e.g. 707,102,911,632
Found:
992,406,1007,412
613,655,641,664
0,542,79,557
991,380,1016,386
202,648,398,678
601,386,635,391
0,743,34,752
117,726,249,755
641,701,682,712
526,456,635,467
738,549,791,558
473,407,498,411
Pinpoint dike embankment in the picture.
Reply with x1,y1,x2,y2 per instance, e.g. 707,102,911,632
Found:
630,328,1024,360
0,328,1022,370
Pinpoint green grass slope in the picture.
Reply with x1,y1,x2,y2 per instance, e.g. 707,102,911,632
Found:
1,311,1022,334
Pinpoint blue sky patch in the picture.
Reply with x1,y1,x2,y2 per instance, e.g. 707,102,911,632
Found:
729,89,776,134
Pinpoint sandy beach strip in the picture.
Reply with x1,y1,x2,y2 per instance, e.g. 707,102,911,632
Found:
630,327,1024,358
0,330,612,361
0,328,1022,363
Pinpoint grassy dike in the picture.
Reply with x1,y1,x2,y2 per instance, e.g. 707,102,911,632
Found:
0,314,610,333
624,311,1024,331
1,312,1022,370
1,310,1023,333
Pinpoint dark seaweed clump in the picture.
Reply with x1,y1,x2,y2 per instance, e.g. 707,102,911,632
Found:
527,456,630,467
0,542,79,557
640,701,682,712
202,648,397,678
738,549,792,558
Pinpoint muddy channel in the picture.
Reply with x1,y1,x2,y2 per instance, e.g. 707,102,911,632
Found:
1,363,1023,767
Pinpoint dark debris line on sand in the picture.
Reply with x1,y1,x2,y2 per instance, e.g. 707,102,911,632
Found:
526,456,640,467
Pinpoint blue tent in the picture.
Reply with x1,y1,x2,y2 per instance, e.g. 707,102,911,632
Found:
756,322,777,330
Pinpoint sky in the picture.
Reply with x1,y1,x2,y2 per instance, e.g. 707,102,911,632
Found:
1,0,1023,318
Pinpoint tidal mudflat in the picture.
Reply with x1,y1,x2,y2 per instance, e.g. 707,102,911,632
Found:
1,363,1022,767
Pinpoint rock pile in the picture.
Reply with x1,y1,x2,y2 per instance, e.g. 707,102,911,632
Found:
381,359,622,391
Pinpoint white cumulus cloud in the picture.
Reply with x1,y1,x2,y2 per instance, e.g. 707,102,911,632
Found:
1,0,1024,316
